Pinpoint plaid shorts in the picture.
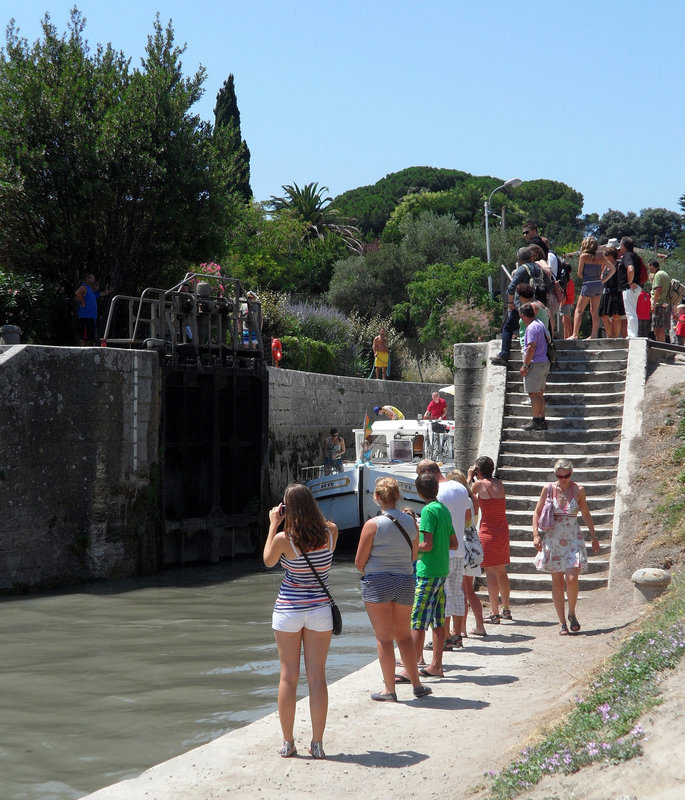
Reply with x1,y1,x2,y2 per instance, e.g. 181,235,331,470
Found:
411,576,446,630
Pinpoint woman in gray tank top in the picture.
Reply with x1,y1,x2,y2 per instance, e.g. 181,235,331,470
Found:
355,476,432,701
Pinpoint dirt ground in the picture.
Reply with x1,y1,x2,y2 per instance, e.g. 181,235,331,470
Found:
84,363,685,800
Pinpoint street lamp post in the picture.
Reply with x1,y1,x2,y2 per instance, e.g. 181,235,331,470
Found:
485,177,522,297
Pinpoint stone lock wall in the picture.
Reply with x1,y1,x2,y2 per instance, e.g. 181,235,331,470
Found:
0,346,488,592
0,345,161,592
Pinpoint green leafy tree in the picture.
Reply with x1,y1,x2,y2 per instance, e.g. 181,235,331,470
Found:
269,182,362,255
635,208,684,250
327,243,414,317
212,73,251,202
403,257,497,344
0,10,224,299
597,209,640,243
223,201,306,289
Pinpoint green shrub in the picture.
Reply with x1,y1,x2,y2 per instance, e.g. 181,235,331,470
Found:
0,267,67,343
279,335,338,374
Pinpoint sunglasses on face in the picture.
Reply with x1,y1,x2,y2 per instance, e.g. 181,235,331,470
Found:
556,472,572,479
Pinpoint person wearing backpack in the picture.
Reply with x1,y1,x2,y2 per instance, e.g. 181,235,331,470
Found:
648,259,671,342
490,247,545,366
618,236,642,338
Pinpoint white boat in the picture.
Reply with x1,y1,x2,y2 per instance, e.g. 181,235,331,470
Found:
302,418,456,531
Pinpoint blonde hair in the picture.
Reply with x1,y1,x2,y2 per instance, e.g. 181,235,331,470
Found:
553,458,574,473
581,236,598,255
446,469,467,487
374,476,400,505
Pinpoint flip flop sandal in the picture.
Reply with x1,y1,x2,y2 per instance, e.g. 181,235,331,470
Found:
559,623,569,636
394,674,411,684
418,668,443,678
469,629,488,637
568,614,581,633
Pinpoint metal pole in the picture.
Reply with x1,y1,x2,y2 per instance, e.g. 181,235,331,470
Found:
485,199,492,297
501,205,506,231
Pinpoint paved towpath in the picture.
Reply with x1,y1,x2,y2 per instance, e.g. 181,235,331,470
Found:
83,587,639,800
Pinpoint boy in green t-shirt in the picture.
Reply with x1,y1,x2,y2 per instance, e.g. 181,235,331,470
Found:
410,472,457,678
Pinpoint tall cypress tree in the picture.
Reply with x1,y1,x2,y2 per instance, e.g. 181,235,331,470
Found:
213,74,251,202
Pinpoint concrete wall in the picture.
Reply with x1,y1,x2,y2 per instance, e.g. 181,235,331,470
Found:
0,345,161,592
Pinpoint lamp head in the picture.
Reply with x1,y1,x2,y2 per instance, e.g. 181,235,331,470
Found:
503,177,522,189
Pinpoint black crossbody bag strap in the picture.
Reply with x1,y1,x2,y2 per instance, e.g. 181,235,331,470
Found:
382,512,414,551
300,549,334,604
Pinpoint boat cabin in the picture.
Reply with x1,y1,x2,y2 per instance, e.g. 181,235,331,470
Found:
353,419,454,465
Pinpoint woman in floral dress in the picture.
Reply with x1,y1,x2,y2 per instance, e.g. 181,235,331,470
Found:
532,459,600,635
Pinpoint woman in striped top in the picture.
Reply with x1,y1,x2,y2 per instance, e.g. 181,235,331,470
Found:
263,484,338,760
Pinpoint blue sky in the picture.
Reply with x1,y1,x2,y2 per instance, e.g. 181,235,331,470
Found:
5,0,685,216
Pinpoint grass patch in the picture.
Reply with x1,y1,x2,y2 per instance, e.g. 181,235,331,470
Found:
483,573,685,800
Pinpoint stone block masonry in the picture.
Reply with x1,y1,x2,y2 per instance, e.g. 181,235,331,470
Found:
0,345,161,593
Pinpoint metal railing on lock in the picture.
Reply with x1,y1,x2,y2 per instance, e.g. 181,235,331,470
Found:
101,275,264,359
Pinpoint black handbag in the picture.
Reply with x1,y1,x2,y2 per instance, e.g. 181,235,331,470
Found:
300,549,342,635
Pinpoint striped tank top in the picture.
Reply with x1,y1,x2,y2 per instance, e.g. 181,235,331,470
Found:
274,531,333,611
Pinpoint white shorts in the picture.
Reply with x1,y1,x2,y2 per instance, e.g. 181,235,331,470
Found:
272,604,333,632
444,556,465,616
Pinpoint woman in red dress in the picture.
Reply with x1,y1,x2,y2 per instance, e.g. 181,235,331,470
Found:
467,456,511,623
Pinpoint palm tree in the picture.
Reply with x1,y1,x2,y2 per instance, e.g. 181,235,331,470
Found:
269,182,363,254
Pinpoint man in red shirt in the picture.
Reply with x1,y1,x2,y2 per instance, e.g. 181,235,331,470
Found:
423,391,447,420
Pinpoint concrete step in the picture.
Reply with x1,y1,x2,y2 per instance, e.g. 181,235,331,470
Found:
500,440,620,456
509,337,628,350
508,554,610,575
508,380,627,394
506,495,614,512
497,467,617,483
499,454,619,469
506,508,614,525
503,479,616,497
505,403,624,418
507,357,628,373
507,391,626,405
510,541,612,558
502,427,621,442
504,415,622,430
507,370,626,384
508,524,613,540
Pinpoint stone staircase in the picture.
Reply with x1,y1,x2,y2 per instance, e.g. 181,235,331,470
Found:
494,338,629,602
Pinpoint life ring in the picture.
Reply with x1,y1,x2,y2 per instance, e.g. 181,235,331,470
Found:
271,337,283,365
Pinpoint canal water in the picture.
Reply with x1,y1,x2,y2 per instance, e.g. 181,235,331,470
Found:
1,553,377,800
